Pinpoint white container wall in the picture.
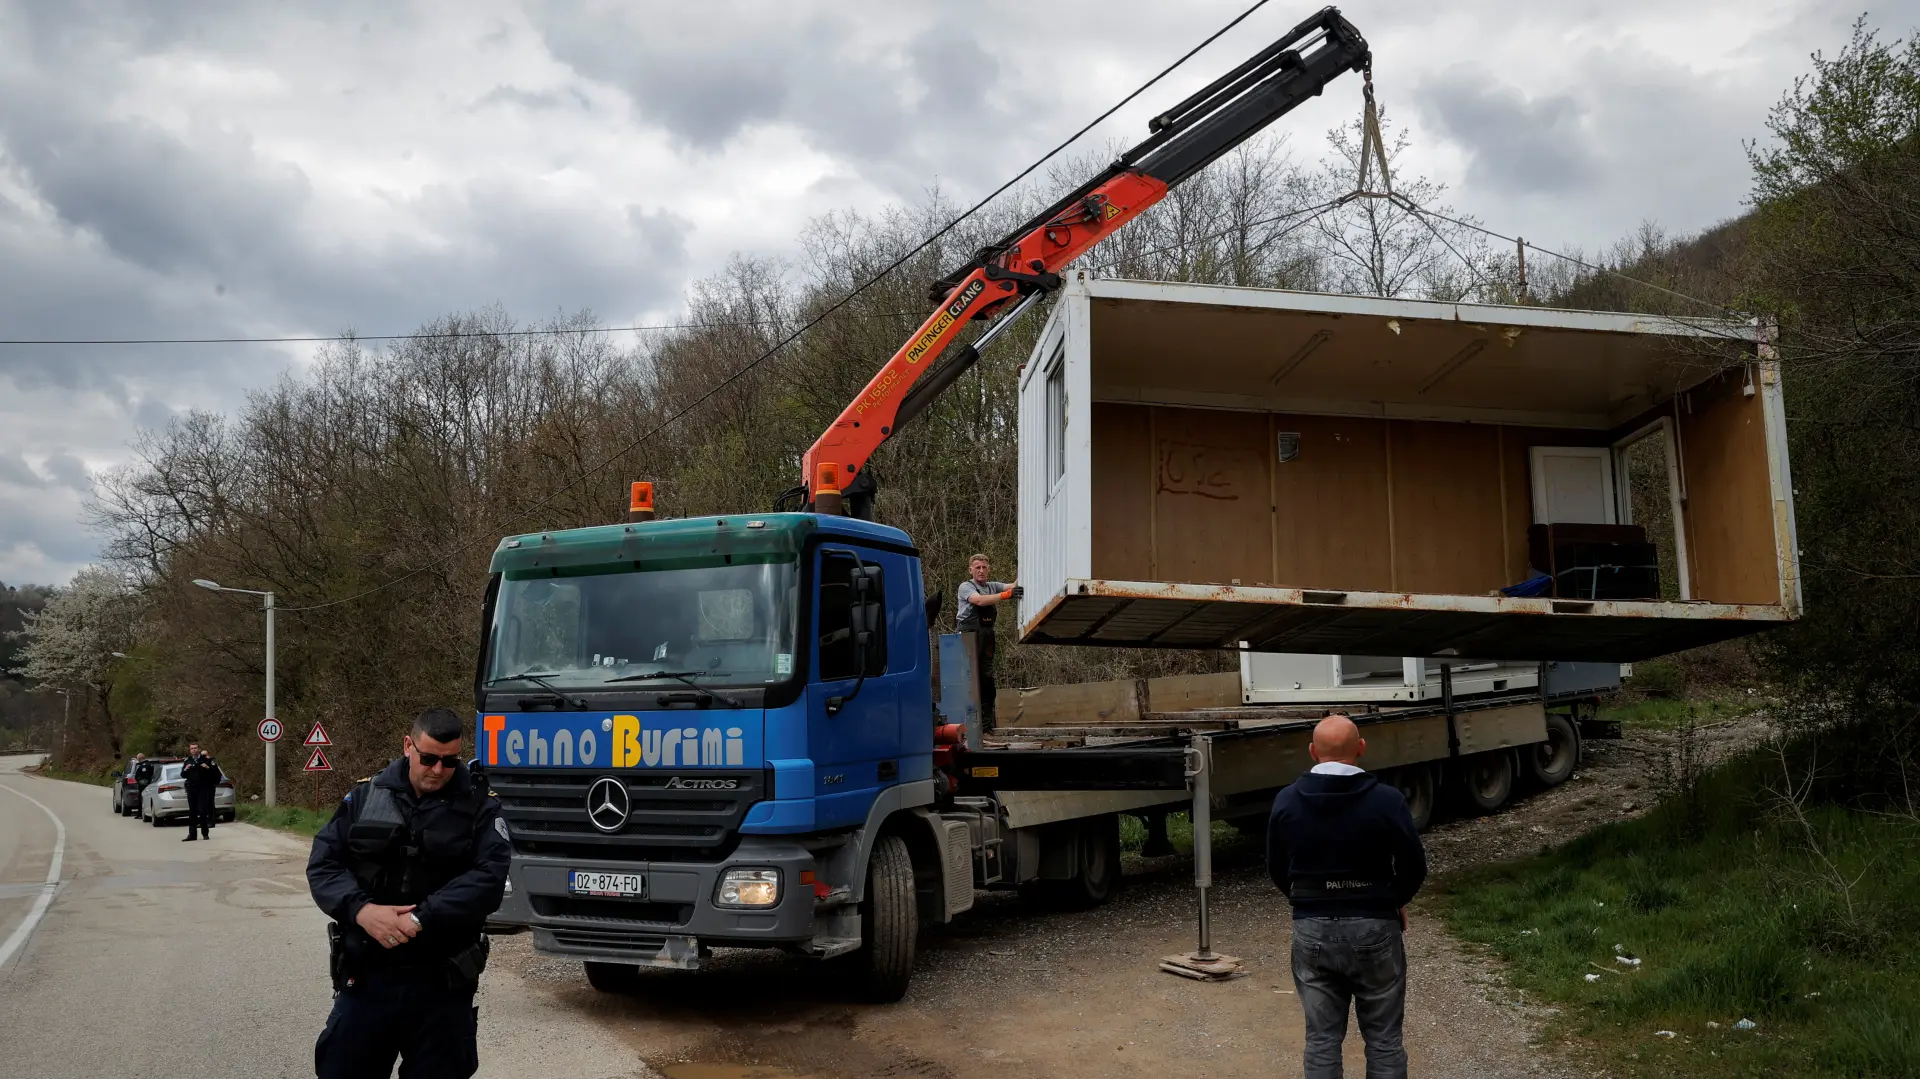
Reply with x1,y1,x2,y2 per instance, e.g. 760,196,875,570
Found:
1016,294,1092,610
1015,274,1799,663
1239,652,1541,704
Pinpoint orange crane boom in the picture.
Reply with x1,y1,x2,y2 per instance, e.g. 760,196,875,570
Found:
800,7,1370,516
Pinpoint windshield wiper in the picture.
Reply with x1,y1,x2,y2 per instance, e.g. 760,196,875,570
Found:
483,670,588,709
602,669,741,707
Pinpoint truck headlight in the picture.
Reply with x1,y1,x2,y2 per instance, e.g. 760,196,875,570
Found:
715,868,780,908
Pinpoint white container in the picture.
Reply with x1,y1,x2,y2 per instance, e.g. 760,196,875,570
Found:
1015,274,1800,663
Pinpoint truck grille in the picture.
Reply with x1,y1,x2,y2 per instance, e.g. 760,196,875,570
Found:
531,896,690,927
488,768,766,862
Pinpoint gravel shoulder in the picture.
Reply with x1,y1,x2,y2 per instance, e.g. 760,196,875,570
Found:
503,716,1770,1079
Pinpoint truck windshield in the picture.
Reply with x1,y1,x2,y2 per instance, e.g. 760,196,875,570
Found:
487,560,798,691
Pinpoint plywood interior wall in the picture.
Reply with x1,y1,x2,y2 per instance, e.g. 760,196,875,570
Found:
1676,369,1780,605
1090,403,1610,594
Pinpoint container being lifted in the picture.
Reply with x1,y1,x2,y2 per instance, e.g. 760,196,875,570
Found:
1017,274,1800,662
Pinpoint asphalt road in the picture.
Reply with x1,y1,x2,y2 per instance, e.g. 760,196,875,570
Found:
0,754,654,1079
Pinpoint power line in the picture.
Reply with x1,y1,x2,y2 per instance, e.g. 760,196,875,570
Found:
1401,202,1735,316
276,0,1281,613
0,314,873,348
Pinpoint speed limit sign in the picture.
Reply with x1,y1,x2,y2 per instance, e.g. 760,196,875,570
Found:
258,717,284,742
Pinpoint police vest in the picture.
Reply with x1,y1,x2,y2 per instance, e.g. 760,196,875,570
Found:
344,779,488,906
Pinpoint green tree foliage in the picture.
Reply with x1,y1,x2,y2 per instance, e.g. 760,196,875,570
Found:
1744,19,1920,801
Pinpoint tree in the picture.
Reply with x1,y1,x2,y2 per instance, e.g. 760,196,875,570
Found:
10,566,144,759
1744,17,1920,800
1298,108,1493,300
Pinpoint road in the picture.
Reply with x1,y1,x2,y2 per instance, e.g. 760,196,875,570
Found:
0,754,654,1079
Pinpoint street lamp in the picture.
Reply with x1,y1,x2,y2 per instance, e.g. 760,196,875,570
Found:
35,686,74,763
195,579,277,807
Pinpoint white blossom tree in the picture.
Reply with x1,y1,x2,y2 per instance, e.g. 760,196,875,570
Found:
11,566,144,758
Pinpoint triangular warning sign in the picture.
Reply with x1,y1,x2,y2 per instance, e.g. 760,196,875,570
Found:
303,722,332,747
304,747,332,772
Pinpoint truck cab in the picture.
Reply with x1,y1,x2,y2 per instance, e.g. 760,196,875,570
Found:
478,512,944,997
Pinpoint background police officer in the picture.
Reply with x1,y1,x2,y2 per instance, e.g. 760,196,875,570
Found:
307,707,510,1079
179,742,219,840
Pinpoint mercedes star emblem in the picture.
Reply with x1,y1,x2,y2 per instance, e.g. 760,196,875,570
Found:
585,776,629,833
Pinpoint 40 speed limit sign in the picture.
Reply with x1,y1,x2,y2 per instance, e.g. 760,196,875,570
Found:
257,717,283,742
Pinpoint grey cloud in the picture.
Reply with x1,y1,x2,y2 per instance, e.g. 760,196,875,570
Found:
473,84,589,112
8,117,313,280
0,453,48,489
39,452,90,492
535,8,802,149
1415,68,1600,195
532,4,1027,194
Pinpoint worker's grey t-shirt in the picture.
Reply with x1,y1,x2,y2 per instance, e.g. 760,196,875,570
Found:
956,579,1007,630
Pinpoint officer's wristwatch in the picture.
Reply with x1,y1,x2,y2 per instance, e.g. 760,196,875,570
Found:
409,912,422,929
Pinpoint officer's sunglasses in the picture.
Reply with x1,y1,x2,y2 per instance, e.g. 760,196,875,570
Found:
412,748,462,769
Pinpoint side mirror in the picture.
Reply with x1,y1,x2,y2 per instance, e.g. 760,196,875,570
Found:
111,770,123,779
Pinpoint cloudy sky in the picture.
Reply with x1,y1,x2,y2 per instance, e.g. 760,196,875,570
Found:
0,0,1902,587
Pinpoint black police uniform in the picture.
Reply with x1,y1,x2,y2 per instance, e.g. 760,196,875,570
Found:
307,756,510,1079
180,751,220,838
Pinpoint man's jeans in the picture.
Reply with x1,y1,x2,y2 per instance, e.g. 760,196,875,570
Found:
1290,916,1408,1079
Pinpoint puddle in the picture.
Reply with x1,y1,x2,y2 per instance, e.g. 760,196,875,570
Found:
664,1059,814,1067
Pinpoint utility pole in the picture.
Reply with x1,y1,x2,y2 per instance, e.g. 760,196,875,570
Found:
194,579,278,807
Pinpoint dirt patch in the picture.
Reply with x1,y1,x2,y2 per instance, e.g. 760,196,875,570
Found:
501,716,1770,1079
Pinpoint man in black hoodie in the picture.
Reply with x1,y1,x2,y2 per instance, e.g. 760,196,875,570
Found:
1267,714,1427,1079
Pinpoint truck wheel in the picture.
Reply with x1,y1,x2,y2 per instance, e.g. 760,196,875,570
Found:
1458,750,1515,813
1524,712,1580,788
1019,815,1122,911
584,961,642,993
1387,765,1437,831
853,833,917,1003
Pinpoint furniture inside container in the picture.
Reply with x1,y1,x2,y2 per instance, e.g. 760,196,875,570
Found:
1080,294,1779,608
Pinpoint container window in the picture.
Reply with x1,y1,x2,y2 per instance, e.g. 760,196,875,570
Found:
1044,343,1067,490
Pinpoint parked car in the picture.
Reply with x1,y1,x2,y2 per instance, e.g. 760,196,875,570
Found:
140,761,237,825
112,757,181,816
110,761,139,815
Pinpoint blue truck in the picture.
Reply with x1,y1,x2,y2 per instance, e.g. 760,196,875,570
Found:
475,512,1612,999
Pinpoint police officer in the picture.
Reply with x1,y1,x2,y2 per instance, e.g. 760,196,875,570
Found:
179,742,220,840
307,707,510,1079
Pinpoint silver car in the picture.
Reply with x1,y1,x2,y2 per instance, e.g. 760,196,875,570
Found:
140,761,237,825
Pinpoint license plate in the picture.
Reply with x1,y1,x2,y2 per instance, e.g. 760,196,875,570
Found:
569,871,645,898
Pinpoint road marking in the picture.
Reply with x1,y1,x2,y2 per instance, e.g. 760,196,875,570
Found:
0,779,67,972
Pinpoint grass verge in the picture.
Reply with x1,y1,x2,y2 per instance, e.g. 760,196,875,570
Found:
1598,694,1755,731
1438,749,1920,1078
35,763,114,787
237,802,332,837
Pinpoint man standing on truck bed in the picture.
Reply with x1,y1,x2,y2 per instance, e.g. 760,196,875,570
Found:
956,553,1019,732
1267,714,1427,1079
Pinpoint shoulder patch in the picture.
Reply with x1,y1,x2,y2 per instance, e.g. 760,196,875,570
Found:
494,817,509,840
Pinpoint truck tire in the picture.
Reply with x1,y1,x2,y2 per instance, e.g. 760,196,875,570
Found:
1524,712,1580,788
853,833,917,1003
1387,764,1437,831
584,961,642,993
1458,750,1515,813
1019,815,1121,911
